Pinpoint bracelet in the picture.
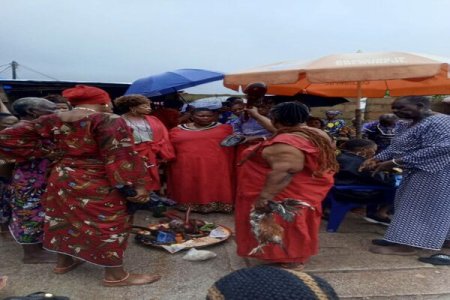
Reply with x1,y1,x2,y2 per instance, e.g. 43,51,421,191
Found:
392,159,403,167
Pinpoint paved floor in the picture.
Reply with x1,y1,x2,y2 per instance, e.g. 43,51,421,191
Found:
1,210,449,300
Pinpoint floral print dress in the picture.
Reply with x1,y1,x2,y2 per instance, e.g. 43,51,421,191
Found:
0,113,150,266
6,158,50,243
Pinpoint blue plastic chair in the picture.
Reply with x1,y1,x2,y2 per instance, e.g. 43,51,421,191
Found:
324,185,395,232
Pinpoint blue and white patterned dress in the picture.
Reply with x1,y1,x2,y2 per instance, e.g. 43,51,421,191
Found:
375,114,450,250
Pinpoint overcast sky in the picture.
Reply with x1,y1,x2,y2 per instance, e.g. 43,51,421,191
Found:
1,0,450,94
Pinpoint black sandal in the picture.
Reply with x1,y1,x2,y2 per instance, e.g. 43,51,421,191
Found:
418,254,450,266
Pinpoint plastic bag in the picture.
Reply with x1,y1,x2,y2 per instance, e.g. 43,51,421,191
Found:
182,248,217,261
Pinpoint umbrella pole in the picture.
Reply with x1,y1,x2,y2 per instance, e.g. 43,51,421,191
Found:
178,93,189,105
355,82,363,138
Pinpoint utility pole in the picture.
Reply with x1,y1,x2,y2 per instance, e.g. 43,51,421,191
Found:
11,61,18,79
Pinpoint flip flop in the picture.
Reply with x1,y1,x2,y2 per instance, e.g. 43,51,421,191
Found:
53,260,84,274
418,254,450,266
103,272,161,287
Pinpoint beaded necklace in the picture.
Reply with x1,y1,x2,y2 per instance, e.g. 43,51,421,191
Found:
73,107,97,113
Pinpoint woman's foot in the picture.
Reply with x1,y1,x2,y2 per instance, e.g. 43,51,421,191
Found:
103,273,161,287
363,215,391,226
22,245,57,264
0,276,7,290
443,240,450,249
53,254,84,274
53,259,84,274
0,223,9,233
369,240,417,255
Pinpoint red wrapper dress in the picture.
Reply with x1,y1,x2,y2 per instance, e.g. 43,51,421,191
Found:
127,116,175,190
167,123,235,213
235,133,334,263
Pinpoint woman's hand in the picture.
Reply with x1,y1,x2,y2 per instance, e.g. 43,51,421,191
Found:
372,160,396,174
254,198,269,209
245,107,260,117
254,197,271,213
126,185,150,204
359,158,378,171
242,136,265,144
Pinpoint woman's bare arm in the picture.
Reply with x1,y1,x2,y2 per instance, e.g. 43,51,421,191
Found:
246,107,277,133
255,143,304,208
0,100,12,114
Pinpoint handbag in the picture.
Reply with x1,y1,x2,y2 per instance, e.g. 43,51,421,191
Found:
3,292,70,300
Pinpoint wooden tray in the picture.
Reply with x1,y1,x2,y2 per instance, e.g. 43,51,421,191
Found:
132,224,232,253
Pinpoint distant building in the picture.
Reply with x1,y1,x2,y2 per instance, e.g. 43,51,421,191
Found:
0,79,130,103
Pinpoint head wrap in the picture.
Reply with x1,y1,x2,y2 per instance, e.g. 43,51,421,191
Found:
62,85,111,105
326,110,342,116
206,266,338,300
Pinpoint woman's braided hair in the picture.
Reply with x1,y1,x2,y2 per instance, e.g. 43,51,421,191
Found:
270,102,339,176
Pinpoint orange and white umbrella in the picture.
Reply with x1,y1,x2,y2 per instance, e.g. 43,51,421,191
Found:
224,51,450,135
224,52,450,97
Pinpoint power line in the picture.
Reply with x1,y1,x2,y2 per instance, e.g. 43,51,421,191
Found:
0,61,60,81
19,63,59,81
0,66,11,75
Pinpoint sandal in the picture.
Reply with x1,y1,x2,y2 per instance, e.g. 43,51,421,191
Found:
418,253,450,266
53,260,84,274
103,272,161,287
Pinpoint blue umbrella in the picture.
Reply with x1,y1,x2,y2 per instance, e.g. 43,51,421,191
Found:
125,69,224,97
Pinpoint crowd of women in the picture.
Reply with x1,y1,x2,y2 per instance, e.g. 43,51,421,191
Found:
0,82,449,289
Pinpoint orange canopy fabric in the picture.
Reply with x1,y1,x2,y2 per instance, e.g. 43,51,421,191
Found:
224,52,450,97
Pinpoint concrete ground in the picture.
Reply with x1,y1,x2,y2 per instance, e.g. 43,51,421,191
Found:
1,210,449,300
